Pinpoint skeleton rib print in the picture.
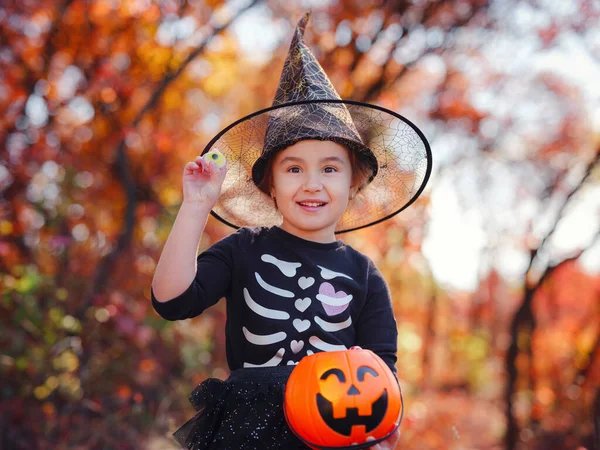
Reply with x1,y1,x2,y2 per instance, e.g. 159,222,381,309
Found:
242,254,354,367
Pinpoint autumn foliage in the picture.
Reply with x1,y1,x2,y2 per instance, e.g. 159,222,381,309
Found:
1,1,599,449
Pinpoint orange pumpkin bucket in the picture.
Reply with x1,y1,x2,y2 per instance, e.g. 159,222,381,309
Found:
284,349,403,449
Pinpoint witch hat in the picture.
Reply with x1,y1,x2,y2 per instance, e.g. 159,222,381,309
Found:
201,13,432,233
252,13,378,192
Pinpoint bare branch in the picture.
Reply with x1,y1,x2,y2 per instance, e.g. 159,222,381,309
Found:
1,0,76,150
360,0,491,103
505,223,600,450
75,0,262,320
526,149,600,278
594,389,600,450
356,0,446,102
574,330,600,387
134,0,261,126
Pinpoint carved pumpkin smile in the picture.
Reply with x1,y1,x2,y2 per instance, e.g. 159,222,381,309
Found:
284,349,403,449
316,389,388,436
315,365,387,436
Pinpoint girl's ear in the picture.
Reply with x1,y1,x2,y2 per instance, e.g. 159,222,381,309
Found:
270,189,278,210
348,185,357,200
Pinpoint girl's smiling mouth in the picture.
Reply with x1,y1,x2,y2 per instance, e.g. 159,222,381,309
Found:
297,200,328,211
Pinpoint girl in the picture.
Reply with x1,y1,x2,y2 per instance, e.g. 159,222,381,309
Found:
151,13,431,450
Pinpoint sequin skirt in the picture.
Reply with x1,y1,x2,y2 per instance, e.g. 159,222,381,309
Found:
173,366,310,450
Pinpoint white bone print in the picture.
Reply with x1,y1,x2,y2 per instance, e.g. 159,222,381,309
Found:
243,327,287,345
293,319,310,332
243,288,290,320
261,254,301,277
242,259,355,367
244,348,285,368
315,291,353,306
295,298,311,312
298,276,315,289
317,265,353,280
314,316,352,332
290,340,304,354
316,282,353,316
309,336,347,351
255,272,294,298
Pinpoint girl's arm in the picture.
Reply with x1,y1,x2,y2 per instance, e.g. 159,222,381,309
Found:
151,201,211,302
152,153,227,303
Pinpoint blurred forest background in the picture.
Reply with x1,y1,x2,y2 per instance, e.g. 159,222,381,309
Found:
1,0,599,449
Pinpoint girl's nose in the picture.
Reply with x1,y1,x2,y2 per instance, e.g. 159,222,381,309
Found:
303,173,323,192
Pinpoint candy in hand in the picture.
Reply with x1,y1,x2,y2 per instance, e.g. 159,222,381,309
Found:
204,150,227,169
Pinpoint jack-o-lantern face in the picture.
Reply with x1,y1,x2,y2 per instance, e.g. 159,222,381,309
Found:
316,366,388,436
284,349,402,449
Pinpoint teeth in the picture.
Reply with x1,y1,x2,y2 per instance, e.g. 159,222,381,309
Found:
299,202,324,207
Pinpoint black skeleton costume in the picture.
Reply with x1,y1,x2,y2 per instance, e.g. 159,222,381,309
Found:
152,226,397,373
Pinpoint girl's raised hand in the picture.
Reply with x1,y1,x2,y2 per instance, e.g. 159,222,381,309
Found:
182,151,227,207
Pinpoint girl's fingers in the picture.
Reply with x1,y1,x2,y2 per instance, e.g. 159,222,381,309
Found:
186,155,227,179
365,436,378,448
197,156,218,173
198,157,208,172
184,162,199,174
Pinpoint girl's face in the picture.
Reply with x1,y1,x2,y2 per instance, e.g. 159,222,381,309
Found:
271,140,354,243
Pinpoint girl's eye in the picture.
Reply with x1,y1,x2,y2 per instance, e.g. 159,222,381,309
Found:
287,167,301,173
323,166,338,173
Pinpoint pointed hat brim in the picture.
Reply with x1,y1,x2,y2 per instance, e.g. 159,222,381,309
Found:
199,13,432,233
202,99,432,233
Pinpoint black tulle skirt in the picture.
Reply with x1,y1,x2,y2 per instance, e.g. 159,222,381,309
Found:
173,366,311,450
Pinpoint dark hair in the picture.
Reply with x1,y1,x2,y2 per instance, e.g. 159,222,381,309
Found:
348,149,374,193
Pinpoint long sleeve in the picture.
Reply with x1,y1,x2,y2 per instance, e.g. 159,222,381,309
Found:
354,264,398,374
151,228,245,321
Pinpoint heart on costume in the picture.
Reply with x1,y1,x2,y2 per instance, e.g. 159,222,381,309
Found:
287,360,299,366
298,277,315,290
293,319,310,332
316,282,352,316
306,350,314,356
290,340,304,354
295,298,311,312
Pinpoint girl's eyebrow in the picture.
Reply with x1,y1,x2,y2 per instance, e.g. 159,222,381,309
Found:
321,156,346,164
279,156,303,165
279,156,346,165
